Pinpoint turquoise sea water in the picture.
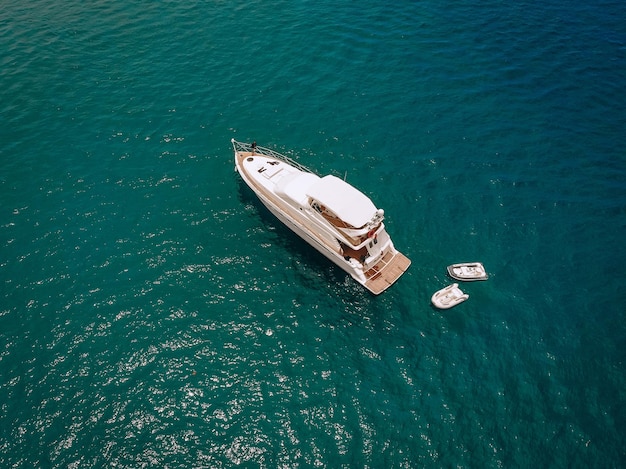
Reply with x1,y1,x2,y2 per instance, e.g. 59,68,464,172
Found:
1,0,625,467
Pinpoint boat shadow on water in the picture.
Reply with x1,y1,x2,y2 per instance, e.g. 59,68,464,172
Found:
236,180,347,287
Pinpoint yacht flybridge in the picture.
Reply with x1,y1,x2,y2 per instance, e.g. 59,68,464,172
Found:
232,139,411,294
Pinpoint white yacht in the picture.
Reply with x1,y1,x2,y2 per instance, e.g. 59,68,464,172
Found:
232,139,411,294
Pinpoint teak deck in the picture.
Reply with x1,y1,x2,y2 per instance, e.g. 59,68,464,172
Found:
364,251,411,295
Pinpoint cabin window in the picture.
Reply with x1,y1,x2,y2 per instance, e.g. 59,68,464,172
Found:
311,201,322,213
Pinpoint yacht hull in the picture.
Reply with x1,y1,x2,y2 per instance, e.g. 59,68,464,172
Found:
233,139,410,294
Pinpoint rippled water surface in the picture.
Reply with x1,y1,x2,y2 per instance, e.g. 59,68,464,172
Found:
1,0,625,467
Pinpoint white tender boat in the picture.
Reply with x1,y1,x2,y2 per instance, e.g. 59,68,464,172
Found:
447,262,488,281
232,139,411,294
431,283,469,309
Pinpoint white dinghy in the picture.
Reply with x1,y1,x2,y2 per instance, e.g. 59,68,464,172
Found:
447,262,488,282
431,283,469,309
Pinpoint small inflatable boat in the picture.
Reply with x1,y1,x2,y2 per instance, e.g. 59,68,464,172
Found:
447,262,488,281
431,283,469,309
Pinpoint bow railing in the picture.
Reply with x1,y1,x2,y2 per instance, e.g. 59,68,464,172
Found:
231,139,311,173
